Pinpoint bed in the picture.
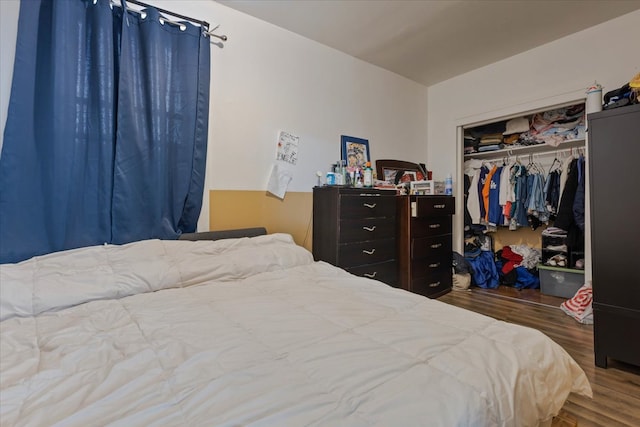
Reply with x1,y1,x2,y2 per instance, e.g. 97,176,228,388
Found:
0,232,591,426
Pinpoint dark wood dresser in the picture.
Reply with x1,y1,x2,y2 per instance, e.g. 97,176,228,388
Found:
588,103,640,368
312,186,398,286
397,195,455,298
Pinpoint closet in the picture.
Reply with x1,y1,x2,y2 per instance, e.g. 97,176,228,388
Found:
460,102,588,297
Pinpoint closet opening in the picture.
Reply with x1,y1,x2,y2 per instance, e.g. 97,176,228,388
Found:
457,100,589,309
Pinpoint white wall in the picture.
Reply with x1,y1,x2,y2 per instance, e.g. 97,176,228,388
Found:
427,9,640,267
0,0,429,231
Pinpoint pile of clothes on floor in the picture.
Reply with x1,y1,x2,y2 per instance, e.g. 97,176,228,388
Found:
461,231,541,290
561,284,593,324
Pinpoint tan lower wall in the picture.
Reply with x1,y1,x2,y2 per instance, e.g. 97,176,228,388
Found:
210,190,547,255
209,190,313,251
491,227,542,251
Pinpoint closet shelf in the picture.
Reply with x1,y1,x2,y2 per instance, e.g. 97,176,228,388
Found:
464,138,585,160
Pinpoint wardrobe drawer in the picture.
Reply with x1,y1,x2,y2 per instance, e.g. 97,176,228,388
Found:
411,255,450,279
339,218,396,243
411,196,454,217
411,235,452,259
340,195,396,219
346,260,398,287
337,238,396,268
411,270,452,298
410,216,452,238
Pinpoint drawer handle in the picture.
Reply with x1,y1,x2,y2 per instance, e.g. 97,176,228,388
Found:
363,226,377,232
428,262,440,268
429,224,441,229
362,249,376,255
434,204,446,209
363,203,377,209
364,272,377,278
430,243,442,249
428,281,441,288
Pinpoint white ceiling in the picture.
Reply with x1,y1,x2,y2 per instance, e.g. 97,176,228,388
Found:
217,0,640,87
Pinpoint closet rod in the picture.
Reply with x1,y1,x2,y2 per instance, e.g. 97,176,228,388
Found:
121,0,228,41
477,146,585,163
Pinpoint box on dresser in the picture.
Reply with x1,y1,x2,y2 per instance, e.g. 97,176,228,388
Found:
312,186,398,286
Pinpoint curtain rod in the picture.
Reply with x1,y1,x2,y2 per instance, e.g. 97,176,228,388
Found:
121,0,228,42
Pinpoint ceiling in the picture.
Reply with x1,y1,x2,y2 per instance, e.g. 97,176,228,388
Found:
217,0,640,87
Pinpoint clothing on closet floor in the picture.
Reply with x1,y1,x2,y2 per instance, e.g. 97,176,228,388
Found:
496,246,541,290
466,250,499,289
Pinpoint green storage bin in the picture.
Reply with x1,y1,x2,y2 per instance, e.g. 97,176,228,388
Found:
538,264,584,299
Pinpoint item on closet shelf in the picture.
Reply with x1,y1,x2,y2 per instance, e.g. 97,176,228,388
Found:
547,254,567,267
503,117,529,135
585,81,603,114
543,226,567,235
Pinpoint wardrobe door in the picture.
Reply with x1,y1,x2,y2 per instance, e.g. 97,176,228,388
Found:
588,103,640,368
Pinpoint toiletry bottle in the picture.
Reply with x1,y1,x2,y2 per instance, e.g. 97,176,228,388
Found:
363,162,373,187
445,173,453,195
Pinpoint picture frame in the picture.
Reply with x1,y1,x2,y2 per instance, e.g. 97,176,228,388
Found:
375,159,428,184
341,135,370,171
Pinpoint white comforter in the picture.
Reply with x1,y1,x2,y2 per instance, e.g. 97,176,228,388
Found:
0,234,591,427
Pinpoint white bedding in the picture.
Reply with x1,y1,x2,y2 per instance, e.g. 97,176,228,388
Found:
0,234,591,426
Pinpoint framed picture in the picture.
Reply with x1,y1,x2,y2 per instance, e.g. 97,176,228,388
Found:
341,135,370,171
376,159,427,184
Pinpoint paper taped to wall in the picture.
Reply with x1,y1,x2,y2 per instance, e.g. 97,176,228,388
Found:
267,163,292,199
276,130,299,165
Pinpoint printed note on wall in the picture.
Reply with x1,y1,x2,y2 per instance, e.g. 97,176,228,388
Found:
276,131,299,165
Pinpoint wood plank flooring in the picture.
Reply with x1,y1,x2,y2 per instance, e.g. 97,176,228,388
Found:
438,287,640,427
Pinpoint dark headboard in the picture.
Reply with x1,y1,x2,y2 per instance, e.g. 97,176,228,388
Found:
178,227,267,241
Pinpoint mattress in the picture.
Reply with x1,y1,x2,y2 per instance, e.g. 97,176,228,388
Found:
0,234,592,426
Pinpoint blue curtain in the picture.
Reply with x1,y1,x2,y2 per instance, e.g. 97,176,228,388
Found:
0,0,210,263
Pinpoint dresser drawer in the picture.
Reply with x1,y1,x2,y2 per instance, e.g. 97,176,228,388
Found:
346,260,398,286
337,238,396,268
339,218,396,243
411,270,452,298
411,254,450,279
410,216,452,238
411,196,454,217
340,195,396,219
411,234,452,259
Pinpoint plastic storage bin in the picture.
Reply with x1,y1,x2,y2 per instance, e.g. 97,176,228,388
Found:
538,265,584,299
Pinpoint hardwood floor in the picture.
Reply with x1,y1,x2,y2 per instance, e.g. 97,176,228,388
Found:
438,287,640,427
